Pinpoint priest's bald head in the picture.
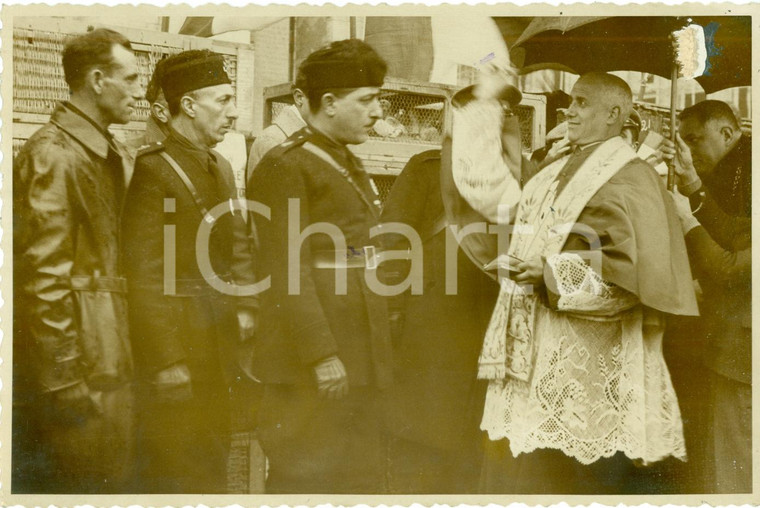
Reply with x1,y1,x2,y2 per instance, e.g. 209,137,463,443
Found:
566,72,633,146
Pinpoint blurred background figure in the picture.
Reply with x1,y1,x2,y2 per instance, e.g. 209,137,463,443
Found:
246,72,310,181
143,55,172,145
621,108,642,149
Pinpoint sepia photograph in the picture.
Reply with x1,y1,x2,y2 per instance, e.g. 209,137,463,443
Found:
0,4,756,505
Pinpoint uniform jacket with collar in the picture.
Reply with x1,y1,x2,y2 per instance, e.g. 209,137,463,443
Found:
121,129,257,384
249,126,393,388
14,101,133,397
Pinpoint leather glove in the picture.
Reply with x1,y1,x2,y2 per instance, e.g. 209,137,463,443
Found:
313,355,349,400
237,308,256,342
152,363,193,404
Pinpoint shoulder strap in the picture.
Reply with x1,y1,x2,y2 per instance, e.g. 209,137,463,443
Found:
159,151,212,221
302,141,347,175
302,141,381,216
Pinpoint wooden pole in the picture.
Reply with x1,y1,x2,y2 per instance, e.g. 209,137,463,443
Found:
667,63,678,191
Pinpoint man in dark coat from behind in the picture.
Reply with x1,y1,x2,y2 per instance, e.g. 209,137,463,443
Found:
122,50,257,493
249,39,392,494
380,149,500,493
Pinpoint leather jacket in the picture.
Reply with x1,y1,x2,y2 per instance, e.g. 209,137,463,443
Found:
14,102,133,396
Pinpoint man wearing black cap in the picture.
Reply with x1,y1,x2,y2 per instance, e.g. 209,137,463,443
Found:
122,50,257,493
249,39,391,493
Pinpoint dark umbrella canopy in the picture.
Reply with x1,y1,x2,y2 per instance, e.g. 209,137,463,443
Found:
689,16,751,93
503,16,750,94
509,17,680,79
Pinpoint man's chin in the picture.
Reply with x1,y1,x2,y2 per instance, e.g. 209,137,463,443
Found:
113,114,132,125
347,134,368,145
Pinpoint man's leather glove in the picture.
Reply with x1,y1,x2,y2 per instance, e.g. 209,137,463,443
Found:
151,363,193,403
313,355,349,400
237,308,256,342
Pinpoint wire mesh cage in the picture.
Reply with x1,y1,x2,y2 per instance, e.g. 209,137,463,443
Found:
369,91,446,145
515,104,536,151
14,28,69,116
369,174,397,204
269,100,291,125
13,27,238,123
266,87,448,145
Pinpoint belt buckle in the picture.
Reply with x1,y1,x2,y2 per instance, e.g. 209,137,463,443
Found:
364,245,378,270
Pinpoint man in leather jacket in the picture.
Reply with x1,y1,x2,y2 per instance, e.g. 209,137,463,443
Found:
13,27,143,493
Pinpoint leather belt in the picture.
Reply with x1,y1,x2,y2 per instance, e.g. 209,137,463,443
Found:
129,274,234,296
312,247,412,270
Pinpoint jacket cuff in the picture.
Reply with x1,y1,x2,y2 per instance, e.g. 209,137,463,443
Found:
679,177,703,197
237,294,260,310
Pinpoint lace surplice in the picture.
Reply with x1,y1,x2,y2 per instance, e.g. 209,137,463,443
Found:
481,253,686,465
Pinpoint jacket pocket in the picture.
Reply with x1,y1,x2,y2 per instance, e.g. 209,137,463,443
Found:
71,276,133,391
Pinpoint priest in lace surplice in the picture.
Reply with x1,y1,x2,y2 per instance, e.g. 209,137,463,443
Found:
450,71,699,494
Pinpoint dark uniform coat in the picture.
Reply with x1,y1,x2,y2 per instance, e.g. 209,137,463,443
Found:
683,139,752,493
380,150,499,493
250,126,392,493
122,128,256,493
13,101,134,493
250,126,392,387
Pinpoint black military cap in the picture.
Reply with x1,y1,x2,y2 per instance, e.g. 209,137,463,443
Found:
452,83,523,110
299,39,387,91
161,50,231,103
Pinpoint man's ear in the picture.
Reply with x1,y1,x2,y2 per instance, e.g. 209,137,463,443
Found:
292,89,305,107
180,95,196,118
151,102,170,124
608,105,621,125
719,124,735,145
88,68,106,95
321,93,337,117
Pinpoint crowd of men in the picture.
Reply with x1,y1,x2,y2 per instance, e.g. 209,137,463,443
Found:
12,26,751,496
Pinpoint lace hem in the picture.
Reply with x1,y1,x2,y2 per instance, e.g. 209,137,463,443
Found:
480,305,686,465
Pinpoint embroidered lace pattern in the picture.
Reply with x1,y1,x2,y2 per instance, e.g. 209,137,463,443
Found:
548,253,639,316
480,255,686,464
477,137,638,382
